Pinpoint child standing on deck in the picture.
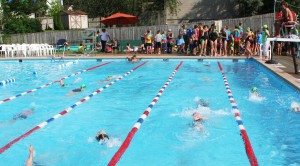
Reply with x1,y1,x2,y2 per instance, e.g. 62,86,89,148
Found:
261,25,270,61
229,33,235,56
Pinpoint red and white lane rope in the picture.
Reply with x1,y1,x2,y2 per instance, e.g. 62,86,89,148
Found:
217,62,258,166
0,61,147,154
108,61,183,166
0,62,111,105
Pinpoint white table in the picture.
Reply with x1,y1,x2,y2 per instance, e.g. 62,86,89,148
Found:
267,37,300,74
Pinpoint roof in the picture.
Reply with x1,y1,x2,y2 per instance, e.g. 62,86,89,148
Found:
61,10,87,16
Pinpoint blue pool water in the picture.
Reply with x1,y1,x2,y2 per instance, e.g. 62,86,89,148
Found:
0,59,299,165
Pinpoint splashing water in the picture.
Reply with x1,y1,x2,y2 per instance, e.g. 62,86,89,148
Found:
248,92,266,102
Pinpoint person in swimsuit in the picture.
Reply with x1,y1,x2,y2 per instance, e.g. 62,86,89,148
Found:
67,84,86,96
95,130,109,143
193,112,208,129
53,78,81,87
13,109,34,120
251,87,260,97
127,55,139,63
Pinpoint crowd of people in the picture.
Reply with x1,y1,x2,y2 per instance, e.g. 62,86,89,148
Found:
137,23,274,59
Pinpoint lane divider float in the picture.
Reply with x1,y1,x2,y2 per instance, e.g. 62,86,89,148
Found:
0,61,147,154
0,78,16,86
217,62,258,166
0,62,111,105
108,61,183,166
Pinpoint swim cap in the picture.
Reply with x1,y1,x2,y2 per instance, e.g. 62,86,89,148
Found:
81,84,86,89
251,87,257,92
262,25,268,29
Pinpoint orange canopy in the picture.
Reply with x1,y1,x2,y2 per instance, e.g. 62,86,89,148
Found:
100,12,137,26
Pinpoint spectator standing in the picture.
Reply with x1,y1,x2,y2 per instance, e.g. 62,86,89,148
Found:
199,25,209,56
100,29,111,52
161,31,167,54
233,25,241,55
145,30,153,54
209,24,219,56
154,30,163,54
262,25,270,60
167,29,173,53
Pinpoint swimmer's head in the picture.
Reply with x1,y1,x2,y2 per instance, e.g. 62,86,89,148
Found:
98,130,106,135
251,87,258,93
81,84,86,89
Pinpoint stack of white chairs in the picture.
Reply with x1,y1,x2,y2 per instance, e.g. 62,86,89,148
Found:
0,43,55,58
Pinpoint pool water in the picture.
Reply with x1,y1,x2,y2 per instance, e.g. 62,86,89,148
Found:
0,59,299,165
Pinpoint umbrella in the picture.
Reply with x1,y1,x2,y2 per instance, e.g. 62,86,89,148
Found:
100,12,137,26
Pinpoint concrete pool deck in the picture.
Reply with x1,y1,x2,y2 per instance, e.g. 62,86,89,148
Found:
1,54,300,90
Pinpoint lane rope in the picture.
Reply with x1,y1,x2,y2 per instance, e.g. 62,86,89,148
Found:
108,61,183,166
217,62,258,166
0,61,147,154
0,62,111,105
0,78,16,86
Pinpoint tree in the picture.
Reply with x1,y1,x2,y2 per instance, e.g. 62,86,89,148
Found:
48,1,64,30
231,0,264,17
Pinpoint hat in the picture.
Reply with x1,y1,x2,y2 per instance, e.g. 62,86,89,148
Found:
262,25,268,29
81,84,86,89
168,29,172,32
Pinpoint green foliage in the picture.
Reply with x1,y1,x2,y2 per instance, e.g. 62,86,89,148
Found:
3,0,47,17
3,17,42,34
48,1,63,17
53,13,64,30
232,0,264,17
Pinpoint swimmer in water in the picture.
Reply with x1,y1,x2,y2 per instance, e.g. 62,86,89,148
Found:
291,102,300,112
13,108,34,120
251,87,260,96
53,78,81,87
127,55,140,63
67,84,86,96
95,130,109,143
193,112,208,130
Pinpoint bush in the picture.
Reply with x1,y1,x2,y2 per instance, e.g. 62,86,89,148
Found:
53,13,64,30
3,17,42,34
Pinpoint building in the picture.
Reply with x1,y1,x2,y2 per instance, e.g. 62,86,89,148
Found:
61,10,88,29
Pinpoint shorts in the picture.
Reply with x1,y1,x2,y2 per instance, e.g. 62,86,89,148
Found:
145,43,152,47
162,43,167,48
155,42,162,48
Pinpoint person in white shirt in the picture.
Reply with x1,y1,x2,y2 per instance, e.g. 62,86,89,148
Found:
100,29,111,52
155,30,163,54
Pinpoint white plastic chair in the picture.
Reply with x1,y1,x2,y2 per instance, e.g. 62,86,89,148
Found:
6,45,15,58
0,45,8,58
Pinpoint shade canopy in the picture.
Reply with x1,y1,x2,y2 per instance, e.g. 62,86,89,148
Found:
100,12,137,26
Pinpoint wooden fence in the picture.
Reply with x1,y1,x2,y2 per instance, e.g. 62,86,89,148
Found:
8,13,275,45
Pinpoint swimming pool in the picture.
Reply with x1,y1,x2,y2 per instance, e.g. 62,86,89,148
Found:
0,58,299,165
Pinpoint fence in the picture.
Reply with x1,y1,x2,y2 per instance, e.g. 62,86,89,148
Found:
7,13,275,45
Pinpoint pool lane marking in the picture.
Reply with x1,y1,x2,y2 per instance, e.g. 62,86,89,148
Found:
0,61,147,154
0,78,16,86
0,62,111,105
108,61,183,166
217,62,258,166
